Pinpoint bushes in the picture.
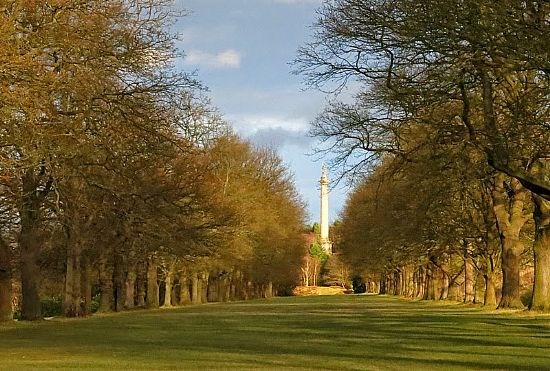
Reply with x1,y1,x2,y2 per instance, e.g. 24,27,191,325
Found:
352,276,366,294
521,290,533,307
13,297,62,320
41,297,63,317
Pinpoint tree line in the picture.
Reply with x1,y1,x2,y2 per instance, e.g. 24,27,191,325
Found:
0,0,306,322
296,0,549,309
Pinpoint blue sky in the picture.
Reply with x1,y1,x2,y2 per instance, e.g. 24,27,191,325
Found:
173,0,348,224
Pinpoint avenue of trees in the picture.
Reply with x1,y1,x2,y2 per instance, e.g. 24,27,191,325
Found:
297,0,549,309
0,0,306,322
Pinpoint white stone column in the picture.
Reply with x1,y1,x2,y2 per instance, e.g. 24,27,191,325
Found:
319,164,332,254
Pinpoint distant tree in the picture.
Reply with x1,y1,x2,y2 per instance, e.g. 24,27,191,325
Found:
321,253,351,288
302,242,329,287
205,135,307,298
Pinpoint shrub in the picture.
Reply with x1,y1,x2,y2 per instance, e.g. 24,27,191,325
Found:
520,290,533,307
41,297,63,317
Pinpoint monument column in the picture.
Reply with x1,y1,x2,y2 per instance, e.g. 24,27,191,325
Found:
320,164,332,254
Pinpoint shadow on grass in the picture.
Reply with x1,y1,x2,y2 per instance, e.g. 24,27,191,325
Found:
1,295,550,370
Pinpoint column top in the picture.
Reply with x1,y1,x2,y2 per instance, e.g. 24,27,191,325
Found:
320,163,328,184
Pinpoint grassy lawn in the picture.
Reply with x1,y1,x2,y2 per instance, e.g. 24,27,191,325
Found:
2,295,550,370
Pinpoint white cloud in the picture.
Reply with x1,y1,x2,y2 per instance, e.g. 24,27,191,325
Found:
248,127,313,149
184,49,241,69
216,50,241,68
225,114,310,135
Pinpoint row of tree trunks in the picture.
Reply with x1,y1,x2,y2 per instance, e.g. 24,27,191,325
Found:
378,258,502,306
26,253,284,320
62,247,91,317
374,176,529,310
363,281,379,294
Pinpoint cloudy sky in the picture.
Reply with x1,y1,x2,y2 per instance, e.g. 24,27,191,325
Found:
174,0,349,224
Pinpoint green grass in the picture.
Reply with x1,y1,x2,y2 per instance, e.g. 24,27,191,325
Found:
2,295,550,370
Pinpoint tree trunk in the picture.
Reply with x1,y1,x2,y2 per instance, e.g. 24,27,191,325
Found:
245,281,253,300
19,228,42,321
436,259,449,300
400,267,407,296
178,276,191,305
221,276,230,302
265,282,273,298
415,267,425,298
98,247,114,312
19,225,42,320
191,273,200,304
493,174,528,309
312,262,318,287
405,267,415,297
498,240,524,308
230,280,236,300
0,237,12,322
412,269,419,297
530,195,550,311
163,262,175,307
302,261,309,287
201,272,209,303
393,271,401,296
136,262,147,307
113,250,125,312
464,256,475,303
231,271,241,300
146,256,159,308
124,266,136,310
379,273,387,294
423,265,435,300
432,266,442,301
64,239,83,317
484,273,498,307
81,256,92,315
208,276,219,302
439,272,449,300
18,170,50,321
